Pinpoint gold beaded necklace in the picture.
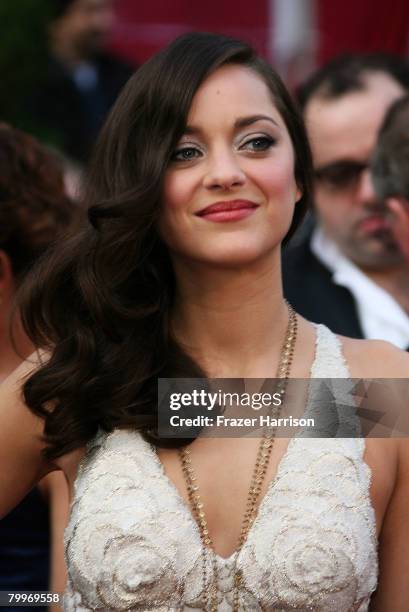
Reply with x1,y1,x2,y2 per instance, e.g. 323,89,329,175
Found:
179,302,298,611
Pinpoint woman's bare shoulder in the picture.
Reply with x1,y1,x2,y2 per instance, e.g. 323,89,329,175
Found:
0,351,87,514
339,336,409,378
0,351,53,517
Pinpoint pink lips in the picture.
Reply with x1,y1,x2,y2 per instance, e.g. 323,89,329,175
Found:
357,215,391,234
196,200,259,222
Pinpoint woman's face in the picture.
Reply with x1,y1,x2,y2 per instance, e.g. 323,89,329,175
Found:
160,64,301,268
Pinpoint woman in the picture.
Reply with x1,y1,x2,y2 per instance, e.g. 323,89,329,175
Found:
0,33,408,611
0,123,75,608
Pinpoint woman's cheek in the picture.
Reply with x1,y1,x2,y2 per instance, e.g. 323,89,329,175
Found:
254,153,296,196
162,173,182,212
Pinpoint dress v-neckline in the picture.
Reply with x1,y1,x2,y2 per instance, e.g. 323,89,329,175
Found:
146,435,298,562
143,324,334,562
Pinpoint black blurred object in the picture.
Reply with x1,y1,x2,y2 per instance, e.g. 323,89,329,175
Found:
53,0,77,18
0,1,52,132
0,489,49,612
32,52,134,163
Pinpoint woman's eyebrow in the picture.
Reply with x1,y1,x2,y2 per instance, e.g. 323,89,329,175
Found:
183,125,202,136
234,114,280,129
183,114,280,136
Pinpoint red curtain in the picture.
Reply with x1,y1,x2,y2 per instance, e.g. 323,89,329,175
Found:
317,0,409,64
110,0,409,67
110,0,269,65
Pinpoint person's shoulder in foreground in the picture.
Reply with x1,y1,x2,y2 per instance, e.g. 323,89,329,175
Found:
339,335,409,612
341,334,409,377
0,353,55,520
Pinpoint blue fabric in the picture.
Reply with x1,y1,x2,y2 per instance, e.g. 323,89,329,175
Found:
0,488,49,611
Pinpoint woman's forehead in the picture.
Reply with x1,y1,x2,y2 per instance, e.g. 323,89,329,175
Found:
186,65,284,128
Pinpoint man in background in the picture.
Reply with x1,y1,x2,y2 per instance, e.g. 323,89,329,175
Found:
32,0,134,163
283,54,409,349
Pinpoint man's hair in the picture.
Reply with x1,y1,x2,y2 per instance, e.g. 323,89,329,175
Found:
297,53,409,111
52,0,77,20
371,95,409,201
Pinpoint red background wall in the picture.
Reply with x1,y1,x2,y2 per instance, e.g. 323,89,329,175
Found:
110,0,409,71
317,0,409,64
110,0,269,65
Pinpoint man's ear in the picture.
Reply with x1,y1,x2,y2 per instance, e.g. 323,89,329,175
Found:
295,185,303,204
0,250,14,301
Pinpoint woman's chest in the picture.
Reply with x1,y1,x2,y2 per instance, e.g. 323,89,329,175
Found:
63,435,397,540
63,431,379,610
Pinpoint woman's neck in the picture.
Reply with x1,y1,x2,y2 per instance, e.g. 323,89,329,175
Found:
171,253,289,377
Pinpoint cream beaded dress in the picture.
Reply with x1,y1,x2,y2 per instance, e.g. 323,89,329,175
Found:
63,325,378,611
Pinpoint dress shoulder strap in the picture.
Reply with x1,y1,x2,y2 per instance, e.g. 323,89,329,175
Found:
305,324,362,438
310,323,351,379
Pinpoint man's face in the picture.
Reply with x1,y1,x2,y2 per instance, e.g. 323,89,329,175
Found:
57,0,115,59
305,72,406,269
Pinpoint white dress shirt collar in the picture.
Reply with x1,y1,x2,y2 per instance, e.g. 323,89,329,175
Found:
311,227,409,349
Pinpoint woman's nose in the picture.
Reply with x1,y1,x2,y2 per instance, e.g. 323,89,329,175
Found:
203,151,246,190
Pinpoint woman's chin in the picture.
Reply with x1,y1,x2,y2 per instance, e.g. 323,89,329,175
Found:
187,247,278,270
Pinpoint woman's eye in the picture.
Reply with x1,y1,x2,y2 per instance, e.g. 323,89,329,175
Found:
171,147,202,162
242,136,275,152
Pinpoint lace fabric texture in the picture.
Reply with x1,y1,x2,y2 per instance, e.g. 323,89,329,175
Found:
64,325,378,611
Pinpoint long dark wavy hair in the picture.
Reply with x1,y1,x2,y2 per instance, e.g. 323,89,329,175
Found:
20,32,313,459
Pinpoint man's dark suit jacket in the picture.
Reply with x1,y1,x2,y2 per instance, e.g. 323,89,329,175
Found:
32,53,134,163
282,234,365,339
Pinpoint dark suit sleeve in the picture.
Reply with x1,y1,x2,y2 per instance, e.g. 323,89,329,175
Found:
282,237,364,339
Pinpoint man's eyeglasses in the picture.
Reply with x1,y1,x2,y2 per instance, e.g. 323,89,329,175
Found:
314,160,368,190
